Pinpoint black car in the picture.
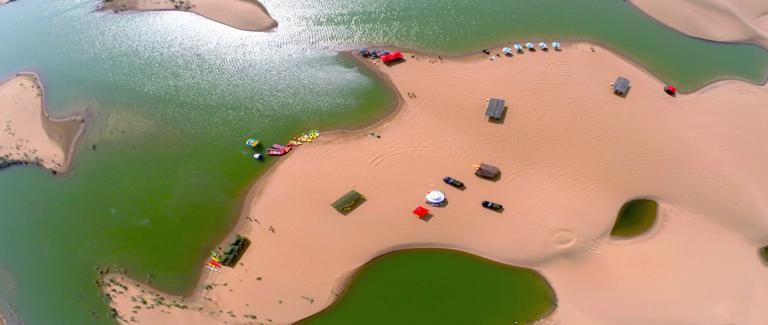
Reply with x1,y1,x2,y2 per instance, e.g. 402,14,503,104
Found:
481,201,503,210
443,176,464,188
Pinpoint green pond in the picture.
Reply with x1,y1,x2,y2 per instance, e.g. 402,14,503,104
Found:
298,249,555,325
0,0,766,323
611,199,659,237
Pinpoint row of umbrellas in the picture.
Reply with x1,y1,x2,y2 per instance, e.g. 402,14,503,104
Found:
501,42,561,54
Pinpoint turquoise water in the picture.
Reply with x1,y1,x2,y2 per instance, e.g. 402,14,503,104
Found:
0,0,766,323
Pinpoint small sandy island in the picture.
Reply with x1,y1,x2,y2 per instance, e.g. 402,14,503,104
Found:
0,73,84,173
104,43,768,324
100,0,277,32
631,0,768,48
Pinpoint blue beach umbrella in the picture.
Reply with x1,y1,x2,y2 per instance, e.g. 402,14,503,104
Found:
552,42,561,50
538,42,547,49
514,43,523,52
502,47,512,54
525,42,535,49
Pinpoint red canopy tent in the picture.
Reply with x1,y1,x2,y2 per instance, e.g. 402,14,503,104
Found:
412,206,430,218
381,51,404,64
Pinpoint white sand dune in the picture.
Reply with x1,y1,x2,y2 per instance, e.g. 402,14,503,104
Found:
0,73,84,173
100,0,277,32
631,0,768,48
106,43,768,324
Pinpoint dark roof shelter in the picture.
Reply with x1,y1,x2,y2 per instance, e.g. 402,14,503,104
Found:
475,163,500,179
485,98,506,121
220,235,250,267
331,190,365,213
613,77,630,96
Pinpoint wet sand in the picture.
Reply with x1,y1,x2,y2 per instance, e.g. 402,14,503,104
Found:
631,0,768,48
0,73,84,173
105,43,768,324
100,0,277,32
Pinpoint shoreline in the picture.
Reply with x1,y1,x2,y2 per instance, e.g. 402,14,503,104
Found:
104,41,768,324
629,0,768,49
344,38,768,94
98,0,278,32
0,72,86,175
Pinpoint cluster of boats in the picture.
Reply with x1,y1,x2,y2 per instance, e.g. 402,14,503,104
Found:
246,130,320,159
502,41,561,55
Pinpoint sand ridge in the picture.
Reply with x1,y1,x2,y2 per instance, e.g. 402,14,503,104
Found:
631,0,768,48
0,73,84,173
100,0,277,32
104,43,768,324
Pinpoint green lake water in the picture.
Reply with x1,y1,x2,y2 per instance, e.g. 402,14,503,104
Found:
0,0,767,323
298,249,555,325
611,199,659,237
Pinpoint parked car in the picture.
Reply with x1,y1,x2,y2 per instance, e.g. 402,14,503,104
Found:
481,201,503,210
443,176,464,188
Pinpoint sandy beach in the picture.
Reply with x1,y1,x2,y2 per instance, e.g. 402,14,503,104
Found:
631,0,768,48
100,0,277,32
0,73,84,173
104,43,768,324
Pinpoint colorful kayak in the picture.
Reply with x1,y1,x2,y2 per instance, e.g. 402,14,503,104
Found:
267,148,287,156
272,144,290,151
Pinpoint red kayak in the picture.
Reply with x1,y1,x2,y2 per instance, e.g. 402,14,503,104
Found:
267,148,287,156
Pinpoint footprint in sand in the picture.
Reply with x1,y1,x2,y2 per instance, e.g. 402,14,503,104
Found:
551,229,577,249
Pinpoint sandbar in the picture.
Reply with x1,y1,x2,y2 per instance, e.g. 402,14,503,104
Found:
100,0,277,32
104,43,768,324
631,0,768,48
0,73,84,173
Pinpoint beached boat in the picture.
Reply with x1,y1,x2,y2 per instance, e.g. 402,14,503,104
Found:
245,138,260,148
267,148,287,156
272,144,291,151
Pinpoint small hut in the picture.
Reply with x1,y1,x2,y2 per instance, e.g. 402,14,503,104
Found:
475,163,500,179
485,98,506,121
331,190,365,213
613,77,630,96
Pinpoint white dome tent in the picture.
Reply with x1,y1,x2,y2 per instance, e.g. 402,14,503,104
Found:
425,191,446,206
